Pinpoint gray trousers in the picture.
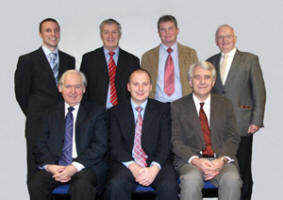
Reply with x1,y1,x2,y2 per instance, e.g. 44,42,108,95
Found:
178,162,242,200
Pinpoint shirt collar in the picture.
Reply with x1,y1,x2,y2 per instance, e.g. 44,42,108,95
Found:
221,47,236,57
160,42,177,52
130,98,148,111
64,102,80,112
192,93,211,106
42,45,58,56
103,47,119,56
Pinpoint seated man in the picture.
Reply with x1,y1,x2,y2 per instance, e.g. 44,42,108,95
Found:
106,69,178,200
171,61,242,200
28,70,108,200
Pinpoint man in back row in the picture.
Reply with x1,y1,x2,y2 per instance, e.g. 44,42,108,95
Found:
207,24,266,200
14,18,75,182
80,18,140,109
142,15,198,102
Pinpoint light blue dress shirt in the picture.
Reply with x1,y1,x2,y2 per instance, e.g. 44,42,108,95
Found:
155,43,182,103
103,47,120,109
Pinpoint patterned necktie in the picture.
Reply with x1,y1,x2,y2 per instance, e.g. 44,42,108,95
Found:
59,106,74,166
49,52,59,84
108,51,118,106
164,47,175,96
220,54,228,84
199,103,214,156
133,106,148,167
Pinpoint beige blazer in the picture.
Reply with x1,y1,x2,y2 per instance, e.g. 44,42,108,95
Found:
141,43,198,98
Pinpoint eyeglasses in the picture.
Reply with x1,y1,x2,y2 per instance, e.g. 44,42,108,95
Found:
216,34,234,41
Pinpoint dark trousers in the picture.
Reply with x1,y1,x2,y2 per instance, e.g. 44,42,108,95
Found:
237,135,253,200
28,169,97,200
105,162,179,200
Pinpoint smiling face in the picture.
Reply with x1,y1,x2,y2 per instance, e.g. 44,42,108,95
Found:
127,70,152,105
158,21,179,47
100,23,121,51
216,25,237,54
59,72,85,107
190,66,215,101
40,21,60,51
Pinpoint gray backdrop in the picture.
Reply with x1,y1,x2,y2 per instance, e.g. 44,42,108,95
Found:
1,0,281,199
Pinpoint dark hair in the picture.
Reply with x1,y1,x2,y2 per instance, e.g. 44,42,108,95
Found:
157,15,178,30
39,18,60,33
128,68,152,83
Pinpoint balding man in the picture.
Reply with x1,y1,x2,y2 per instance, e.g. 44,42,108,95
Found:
207,24,266,200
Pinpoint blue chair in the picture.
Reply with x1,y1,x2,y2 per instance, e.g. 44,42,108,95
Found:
52,180,218,199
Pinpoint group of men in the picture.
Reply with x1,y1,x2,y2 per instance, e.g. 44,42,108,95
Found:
15,15,266,200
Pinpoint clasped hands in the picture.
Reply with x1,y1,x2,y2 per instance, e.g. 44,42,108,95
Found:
128,163,160,186
47,164,78,183
192,158,225,180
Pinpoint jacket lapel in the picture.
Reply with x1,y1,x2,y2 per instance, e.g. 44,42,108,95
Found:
75,102,88,153
224,50,240,88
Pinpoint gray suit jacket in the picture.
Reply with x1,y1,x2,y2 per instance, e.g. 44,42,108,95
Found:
171,94,240,169
141,43,198,98
207,50,266,136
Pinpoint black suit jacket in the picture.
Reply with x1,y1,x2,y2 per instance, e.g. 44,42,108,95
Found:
109,99,171,167
80,47,140,107
15,47,75,118
32,101,108,186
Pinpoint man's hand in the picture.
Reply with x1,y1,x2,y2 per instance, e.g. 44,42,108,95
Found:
248,124,260,134
46,164,65,176
52,165,78,183
191,158,220,180
128,163,143,179
136,165,160,186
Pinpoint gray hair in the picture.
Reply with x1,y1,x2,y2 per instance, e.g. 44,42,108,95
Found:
59,69,87,88
215,24,236,39
188,61,216,81
99,18,121,35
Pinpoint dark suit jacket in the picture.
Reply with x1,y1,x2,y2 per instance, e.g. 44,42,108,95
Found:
207,50,266,136
32,101,108,187
80,47,140,107
141,43,198,98
109,99,172,167
171,94,240,169
15,47,75,118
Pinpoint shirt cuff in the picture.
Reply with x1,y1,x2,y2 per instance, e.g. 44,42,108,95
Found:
222,156,234,163
122,161,135,168
150,161,161,169
72,161,85,171
188,155,199,164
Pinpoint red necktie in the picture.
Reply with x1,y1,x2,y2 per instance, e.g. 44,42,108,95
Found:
108,51,118,106
164,47,175,96
199,103,214,156
133,106,147,167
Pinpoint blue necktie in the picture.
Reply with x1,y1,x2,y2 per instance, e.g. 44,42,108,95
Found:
49,52,59,84
59,106,74,166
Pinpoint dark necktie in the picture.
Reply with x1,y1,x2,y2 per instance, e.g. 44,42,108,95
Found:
133,106,147,167
199,103,214,156
164,47,175,96
108,51,118,106
59,106,74,165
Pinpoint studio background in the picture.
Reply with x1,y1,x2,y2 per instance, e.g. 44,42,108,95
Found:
1,0,281,199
